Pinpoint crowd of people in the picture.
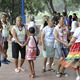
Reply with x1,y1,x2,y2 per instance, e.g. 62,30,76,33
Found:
0,11,80,80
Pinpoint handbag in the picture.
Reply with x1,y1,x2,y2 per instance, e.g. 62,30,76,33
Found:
32,36,40,56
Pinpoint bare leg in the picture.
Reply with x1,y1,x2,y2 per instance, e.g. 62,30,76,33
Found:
76,69,79,77
49,57,53,69
20,58,25,67
57,57,64,72
61,67,65,74
43,58,47,69
32,60,34,72
28,60,33,75
14,59,18,68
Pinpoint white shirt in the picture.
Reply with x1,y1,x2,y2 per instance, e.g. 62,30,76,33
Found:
28,21,36,30
43,26,55,42
71,21,77,32
73,27,80,43
55,24,68,42
54,24,68,48
12,26,26,43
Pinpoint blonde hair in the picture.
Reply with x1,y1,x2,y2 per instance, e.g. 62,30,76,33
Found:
16,16,22,20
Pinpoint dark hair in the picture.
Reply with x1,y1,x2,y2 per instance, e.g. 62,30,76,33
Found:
58,15,63,20
73,18,76,21
69,15,72,20
54,11,57,14
0,20,1,24
62,12,67,16
29,27,35,34
43,21,48,28
58,13,60,16
73,13,76,16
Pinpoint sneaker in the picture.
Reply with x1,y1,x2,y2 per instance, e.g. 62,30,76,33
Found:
18,67,26,71
56,72,61,78
60,73,69,77
15,68,20,73
1,60,9,64
5,59,11,63
76,76,80,80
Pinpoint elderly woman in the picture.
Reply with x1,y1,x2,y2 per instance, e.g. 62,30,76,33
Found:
41,17,55,72
28,15,39,36
28,15,36,30
12,17,27,72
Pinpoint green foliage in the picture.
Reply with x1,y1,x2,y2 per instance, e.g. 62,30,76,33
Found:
67,0,80,8
0,0,45,24
24,0,45,15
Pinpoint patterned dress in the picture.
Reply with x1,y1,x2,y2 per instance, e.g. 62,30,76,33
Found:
25,36,39,60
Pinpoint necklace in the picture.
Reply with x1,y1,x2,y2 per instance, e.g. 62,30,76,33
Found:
59,25,66,38
17,25,23,31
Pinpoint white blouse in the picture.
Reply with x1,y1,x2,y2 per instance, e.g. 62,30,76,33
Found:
73,27,80,43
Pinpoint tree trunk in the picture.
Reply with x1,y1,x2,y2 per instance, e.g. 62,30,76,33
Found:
63,0,67,14
47,2,53,15
43,0,55,15
10,0,14,25
49,0,55,14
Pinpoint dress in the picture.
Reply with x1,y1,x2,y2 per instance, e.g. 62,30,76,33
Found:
42,26,55,58
61,27,80,70
25,36,38,60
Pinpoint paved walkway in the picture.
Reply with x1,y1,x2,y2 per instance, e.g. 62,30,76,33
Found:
0,43,78,80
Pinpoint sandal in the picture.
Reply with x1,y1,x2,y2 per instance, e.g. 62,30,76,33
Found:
15,68,20,73
48,68,55,72
42,69,46,73
18,67,26,71
28,74,34,78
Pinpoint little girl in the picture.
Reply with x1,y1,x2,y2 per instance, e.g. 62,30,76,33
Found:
22,27,39,78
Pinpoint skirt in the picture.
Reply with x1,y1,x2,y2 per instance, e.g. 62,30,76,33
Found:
42,42,55,58
26,46,37,60
61,42,80,70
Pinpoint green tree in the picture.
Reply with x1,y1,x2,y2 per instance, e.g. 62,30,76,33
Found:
0,0,45,24
67,0,80,8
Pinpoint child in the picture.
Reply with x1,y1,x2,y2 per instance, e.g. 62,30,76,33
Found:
22,27,39,78
61,19,80,80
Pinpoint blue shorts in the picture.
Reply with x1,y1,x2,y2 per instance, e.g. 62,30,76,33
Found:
56,47,69,58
